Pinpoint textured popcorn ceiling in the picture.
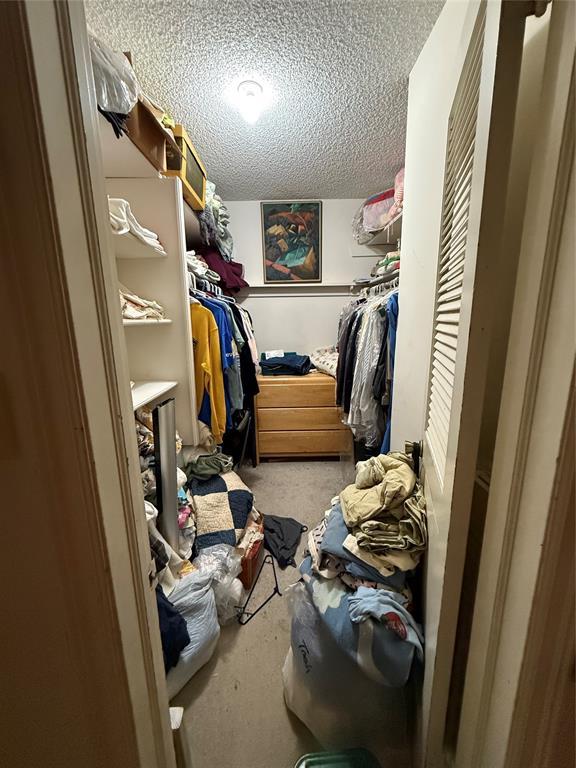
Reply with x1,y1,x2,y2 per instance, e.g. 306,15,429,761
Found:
86,0,443,199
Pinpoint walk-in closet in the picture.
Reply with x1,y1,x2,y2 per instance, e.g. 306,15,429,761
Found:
3,1,574,768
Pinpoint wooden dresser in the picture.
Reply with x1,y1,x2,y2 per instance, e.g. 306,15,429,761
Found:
255,371,352,461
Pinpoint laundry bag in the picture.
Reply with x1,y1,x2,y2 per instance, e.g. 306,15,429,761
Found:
282,582,411,768
166,570,220,698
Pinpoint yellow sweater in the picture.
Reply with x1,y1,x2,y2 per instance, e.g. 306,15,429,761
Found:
190,303,226,443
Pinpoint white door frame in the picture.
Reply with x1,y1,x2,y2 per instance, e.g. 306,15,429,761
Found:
1,1,177,765
456,1,575,765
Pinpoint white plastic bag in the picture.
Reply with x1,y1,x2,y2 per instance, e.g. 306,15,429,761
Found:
88,31,139,114
193,544,244,624
282,582,411,766
166,570,220,698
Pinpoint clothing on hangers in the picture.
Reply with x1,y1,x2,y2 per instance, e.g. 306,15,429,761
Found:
189,289,259,445
337,282,399,451
190,302,227,444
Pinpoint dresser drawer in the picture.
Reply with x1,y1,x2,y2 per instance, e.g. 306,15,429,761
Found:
258,430,351,456
258,406,346,432
257,374,336,408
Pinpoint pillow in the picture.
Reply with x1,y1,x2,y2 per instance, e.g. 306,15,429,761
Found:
188,471,253,550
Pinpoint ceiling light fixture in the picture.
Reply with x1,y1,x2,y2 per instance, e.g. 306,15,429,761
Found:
236,79,265,124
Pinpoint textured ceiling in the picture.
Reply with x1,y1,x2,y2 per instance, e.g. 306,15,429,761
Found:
86,0,443,200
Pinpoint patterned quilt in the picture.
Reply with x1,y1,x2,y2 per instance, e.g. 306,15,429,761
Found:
310,346,338,378
188,471,253,550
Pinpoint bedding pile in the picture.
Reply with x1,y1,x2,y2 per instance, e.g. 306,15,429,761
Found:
285,449,427,694
145,445,267,696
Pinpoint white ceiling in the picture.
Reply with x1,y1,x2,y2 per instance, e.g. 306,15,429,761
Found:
86,0,443,200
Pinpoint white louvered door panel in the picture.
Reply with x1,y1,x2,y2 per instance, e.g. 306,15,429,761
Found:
415,1,529,765
426,13,484,482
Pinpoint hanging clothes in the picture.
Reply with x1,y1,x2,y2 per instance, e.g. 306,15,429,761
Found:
190,302,227,443
190,291,259,446
380,292,399,453
336,289,399,451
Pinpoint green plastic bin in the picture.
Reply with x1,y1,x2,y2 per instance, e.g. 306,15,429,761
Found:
294,748,381,768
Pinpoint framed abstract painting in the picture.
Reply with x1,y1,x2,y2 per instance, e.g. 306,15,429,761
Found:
261,200,322,283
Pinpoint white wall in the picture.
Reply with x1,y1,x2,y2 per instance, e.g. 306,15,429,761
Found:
226,199,384,355
390,1,473,451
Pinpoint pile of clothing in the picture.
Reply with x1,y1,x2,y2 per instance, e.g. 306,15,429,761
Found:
371,248,400,278
195,180,249,294
120,284,166,322
135,406,196,559
190,294,258,444
198,181,234,260
145,425,266,696
108,197,167,254
186,250,223,295
336,289,398,453
196,246,249,295
295,451,427,687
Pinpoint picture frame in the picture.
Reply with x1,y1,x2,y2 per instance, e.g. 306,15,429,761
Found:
261,200,322,283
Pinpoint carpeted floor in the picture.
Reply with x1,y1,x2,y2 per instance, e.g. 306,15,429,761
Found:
173,459,352,768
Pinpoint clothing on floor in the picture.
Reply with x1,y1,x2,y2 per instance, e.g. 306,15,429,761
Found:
299,556,416,687
348,586,424,661
184,451,233,481
353,482,427,556
340,453,416,527
319,502,413,586
155,585,191,672
264,514,308,568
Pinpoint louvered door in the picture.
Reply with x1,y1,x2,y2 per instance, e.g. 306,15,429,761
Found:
426,23,483,480
416,1,529,765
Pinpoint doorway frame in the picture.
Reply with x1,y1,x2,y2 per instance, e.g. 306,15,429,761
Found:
455,1,575,765
0,1,177,765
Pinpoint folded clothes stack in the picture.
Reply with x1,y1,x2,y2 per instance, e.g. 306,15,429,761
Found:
259,352,312,376
186,250,221,285
371,249,401,277
108,197,167,254
119,283,166,321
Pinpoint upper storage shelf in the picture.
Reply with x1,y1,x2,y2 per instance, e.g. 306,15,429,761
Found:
366,211,402,246
100,113,203,248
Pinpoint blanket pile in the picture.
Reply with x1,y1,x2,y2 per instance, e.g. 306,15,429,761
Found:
300,451,427,686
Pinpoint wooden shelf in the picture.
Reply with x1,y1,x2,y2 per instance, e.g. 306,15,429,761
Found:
366,211,403,246
123,318,172,326
113,231,167,259
131,380,177,410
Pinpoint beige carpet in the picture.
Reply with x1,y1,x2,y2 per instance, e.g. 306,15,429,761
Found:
173,459,353,768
